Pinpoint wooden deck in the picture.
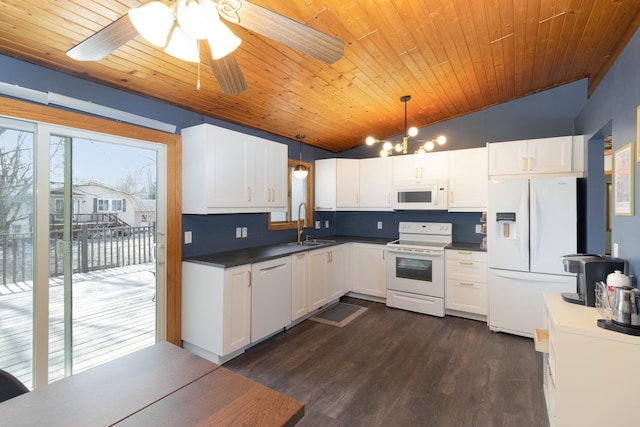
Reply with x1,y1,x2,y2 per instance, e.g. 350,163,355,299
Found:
0,264,156,389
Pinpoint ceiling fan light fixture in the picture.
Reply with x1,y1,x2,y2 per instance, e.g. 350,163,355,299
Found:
165,26,200,62
207,22,242,59
129,1,174,47
177,0,217,40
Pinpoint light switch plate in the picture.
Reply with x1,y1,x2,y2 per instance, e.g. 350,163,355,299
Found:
184,231,192,244
315,221,321,229
377,221,383,230
242,227,248,238
325,220,329,228
235,227,242,238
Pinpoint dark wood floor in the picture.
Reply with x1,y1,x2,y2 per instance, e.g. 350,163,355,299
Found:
224,297,549,427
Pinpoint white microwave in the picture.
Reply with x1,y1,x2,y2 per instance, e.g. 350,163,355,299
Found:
392,180,448,210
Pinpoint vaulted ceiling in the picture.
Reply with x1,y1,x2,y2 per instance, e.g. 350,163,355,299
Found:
1,1,639,152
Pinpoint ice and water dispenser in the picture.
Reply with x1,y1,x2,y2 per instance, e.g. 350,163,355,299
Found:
495,212,517,239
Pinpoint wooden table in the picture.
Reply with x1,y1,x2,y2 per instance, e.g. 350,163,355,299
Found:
0,342,304,426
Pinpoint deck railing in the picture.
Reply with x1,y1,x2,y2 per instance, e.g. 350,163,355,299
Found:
0,225,156,285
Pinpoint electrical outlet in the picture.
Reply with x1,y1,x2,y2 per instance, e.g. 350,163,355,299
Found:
315,221,321,229
184,231,192,244
475,224,483,233
235,227,242,238
325,220,329,228
242,227,248,238
377,221,383,230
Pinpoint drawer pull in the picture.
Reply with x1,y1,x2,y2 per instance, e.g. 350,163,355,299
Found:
458,251,472,255
459,281,474,286
459,261,474,265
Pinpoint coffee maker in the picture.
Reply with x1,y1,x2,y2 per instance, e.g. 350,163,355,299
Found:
561,254,628,307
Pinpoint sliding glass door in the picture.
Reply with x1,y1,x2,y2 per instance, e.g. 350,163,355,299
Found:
0,118,35,388
0,117,167,388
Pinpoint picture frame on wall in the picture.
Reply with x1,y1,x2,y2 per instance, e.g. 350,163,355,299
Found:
614,142,634,216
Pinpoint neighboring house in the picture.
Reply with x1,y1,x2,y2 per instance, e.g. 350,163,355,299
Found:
50,181,155,228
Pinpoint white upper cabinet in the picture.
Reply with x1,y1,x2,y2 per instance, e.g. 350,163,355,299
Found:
448,147,488,212
359,157,393,210
181,123,287,214
488,136,574,176
250,137,287,208
336,159,360,208
392,151,449,182
315,158,391,211
314,158,337,211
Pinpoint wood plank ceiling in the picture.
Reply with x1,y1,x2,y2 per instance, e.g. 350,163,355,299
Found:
0,0,639,152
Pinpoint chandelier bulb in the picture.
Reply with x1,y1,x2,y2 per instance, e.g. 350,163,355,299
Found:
380,149,388,158
437,135,447,145
365,136,376,145
424,141,435,151
408,126,418,137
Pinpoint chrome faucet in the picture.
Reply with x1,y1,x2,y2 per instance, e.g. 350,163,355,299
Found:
297,202,307,243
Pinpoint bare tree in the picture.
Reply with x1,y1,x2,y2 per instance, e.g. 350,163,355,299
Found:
0,129,33,235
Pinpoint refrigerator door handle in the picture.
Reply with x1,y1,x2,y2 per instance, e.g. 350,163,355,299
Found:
520,189,529,268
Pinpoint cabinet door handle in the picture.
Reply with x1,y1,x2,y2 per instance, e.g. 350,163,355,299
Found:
296,253,307,258
450,191,454,203
248,271,252,287
382,249,385,261
247,187,252,202
459,261,474,265
528,157,534,171
459,281,474,286
458,251,472,255
356,193,359,204
388,193,391,204
521,157,526,171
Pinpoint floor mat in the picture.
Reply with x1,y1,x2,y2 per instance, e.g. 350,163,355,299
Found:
309,302,368,327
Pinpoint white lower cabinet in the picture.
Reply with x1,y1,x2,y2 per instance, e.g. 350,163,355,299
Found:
539,293,640,426
251,258,292,343
182,262,251,363
445,249,487,319
308,245,347,311
351,243,386,298
291,252,309,322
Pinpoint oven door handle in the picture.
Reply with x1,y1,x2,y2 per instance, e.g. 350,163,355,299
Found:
386,249,444,257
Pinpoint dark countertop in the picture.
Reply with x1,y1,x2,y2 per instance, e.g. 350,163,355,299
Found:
183,235,394,268
446,242,487,252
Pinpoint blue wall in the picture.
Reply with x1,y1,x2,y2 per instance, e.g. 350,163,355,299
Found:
575,28,640,275
0,52,611,260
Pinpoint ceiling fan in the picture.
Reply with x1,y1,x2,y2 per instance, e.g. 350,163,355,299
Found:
67,0,344,95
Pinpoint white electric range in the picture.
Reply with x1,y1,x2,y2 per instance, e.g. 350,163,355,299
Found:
385,222,452,317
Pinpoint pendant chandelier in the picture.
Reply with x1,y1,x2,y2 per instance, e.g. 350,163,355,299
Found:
365,95,446,157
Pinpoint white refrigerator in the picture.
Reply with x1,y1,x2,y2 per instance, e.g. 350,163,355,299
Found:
487,176,578,337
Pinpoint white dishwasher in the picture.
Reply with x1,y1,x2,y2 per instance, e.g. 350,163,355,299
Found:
251,257,292,343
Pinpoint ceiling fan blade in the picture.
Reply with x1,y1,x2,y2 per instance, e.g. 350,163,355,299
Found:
228,1,344,64
202,41,248,95
67,15,138,61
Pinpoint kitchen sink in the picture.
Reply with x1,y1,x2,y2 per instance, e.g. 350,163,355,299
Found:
286,239,336,247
